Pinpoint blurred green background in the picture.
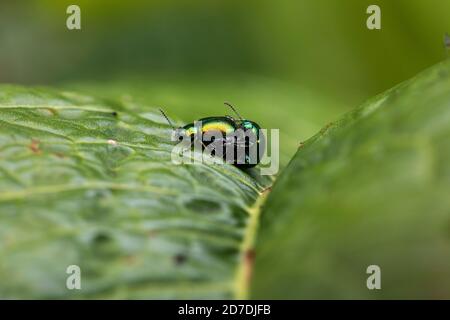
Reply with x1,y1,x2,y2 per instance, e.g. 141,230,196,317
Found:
1,0,449,163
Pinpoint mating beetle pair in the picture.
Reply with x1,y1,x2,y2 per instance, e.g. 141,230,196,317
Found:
160,102,265,168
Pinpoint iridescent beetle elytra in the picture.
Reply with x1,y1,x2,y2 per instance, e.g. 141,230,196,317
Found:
160,102,265,168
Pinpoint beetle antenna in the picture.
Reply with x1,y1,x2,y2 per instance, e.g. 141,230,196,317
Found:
224,101,243,120
159,108,175,129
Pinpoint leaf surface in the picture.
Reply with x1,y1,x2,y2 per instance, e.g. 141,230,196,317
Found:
0,85,270,298
251,60,450,299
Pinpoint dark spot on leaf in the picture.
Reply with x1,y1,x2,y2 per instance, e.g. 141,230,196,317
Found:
90,232,120,258
173,253,187,266
185,198,220,213
245,249,255,261
92,232,112,245
111,111,118,117
29,139,41,154
320,122,334,135
243,249,255,287
262,186,272,194
46,108,57,115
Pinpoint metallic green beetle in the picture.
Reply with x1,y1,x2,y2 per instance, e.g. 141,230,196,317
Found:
160,102,265,168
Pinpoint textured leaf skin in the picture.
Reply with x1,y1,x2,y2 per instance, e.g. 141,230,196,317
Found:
251,60,450,299
0,85,270,299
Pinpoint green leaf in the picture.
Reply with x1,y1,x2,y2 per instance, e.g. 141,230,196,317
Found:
0,85,270,299
251,60,450,299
